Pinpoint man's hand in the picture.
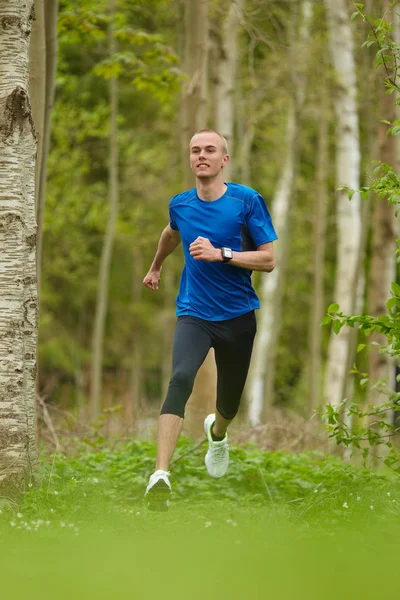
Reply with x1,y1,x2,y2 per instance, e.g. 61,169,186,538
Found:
189,237,221,262
143,267,162,291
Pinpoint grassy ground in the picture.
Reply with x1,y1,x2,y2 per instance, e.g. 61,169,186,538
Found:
1,437,400,599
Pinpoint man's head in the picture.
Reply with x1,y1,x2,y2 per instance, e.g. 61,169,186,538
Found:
189,129,229,180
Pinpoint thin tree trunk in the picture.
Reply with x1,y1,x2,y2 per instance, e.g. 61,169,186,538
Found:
323,0,362,408
367,79,396,406
247,1,313,426
181,0,208,189
36,0,59,294
309,87,329,412
0,0,38,496
126,248,143,430
90,1,119,419
214,0,243,180
29,0,46,217
239,38,256,187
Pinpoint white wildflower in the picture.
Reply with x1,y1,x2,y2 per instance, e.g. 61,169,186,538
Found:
387,492,391,497
53,491,59,495
204,521,212,528
342,502,348,509
16,513,22,518
93,478,99,484
370,505,374,510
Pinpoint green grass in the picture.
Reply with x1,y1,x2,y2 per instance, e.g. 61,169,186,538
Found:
1,438,400,599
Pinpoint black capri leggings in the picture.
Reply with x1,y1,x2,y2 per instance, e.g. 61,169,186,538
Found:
160,311,257,420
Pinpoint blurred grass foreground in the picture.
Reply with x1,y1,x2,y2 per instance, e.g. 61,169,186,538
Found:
1,438,400,599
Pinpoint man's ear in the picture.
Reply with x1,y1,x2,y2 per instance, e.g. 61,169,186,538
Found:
222,154,230,166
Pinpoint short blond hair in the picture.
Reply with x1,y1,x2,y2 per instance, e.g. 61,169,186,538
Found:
190,129,228,155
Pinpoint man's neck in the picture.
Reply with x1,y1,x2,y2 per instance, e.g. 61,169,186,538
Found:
196,177,227,202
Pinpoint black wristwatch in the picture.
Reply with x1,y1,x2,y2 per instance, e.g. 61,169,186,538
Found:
221,247,233,262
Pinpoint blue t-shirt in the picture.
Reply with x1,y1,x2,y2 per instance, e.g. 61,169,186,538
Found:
169,182,278,321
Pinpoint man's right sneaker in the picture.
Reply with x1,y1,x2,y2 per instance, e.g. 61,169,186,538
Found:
204,413,229,478
145,470,171,512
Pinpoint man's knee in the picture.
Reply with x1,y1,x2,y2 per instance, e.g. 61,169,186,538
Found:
160,369,195,418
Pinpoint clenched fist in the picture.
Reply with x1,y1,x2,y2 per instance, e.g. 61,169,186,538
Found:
143,267,161,291
189,237,221,262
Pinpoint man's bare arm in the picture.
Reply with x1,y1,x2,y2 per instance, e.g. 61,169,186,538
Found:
189,238,276,273
228,242,276,272
143,225,181,291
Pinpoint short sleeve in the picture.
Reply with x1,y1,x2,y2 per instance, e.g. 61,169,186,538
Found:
246,194,278,247
169,205,179,231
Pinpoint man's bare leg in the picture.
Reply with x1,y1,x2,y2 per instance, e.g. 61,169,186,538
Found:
156,414,184,471
212,409,232,439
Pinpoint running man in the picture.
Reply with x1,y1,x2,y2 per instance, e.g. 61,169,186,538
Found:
143,129,277,510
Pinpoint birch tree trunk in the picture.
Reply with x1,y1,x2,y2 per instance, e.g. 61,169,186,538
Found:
309,85,329,412
323,0,362,408
247,1,313,426
90,0,119,418
36,0,59,294
0,0,38,496
213,0,243,181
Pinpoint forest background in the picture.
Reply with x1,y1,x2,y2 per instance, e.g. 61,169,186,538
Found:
2,2,400,596
2,0,400,464
30,0,398,450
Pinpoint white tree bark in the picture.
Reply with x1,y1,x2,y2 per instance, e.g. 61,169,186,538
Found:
247,1,313,426
214,0,243,181
90,0,119,418
323,0,361,407
0,0,38,495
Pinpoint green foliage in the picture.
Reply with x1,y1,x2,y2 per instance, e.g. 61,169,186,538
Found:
13,439,399,523
321,3,400,468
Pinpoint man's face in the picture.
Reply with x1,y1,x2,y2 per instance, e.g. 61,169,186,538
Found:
189,132,229,179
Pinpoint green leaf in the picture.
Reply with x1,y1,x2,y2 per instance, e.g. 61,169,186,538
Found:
328,303,340,314
386,297,397,312
348,189,356,200
333,319,342,335
321,316,332,326
391,282,400,297
357,344,366,353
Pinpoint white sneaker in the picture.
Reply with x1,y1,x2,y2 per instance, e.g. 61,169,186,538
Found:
204,414,229,478
145,470,171,511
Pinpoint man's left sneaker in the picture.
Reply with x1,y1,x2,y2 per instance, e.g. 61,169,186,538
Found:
145,470,172,512
204,413,229,478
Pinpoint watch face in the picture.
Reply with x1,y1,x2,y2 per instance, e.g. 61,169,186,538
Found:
223,247,233,260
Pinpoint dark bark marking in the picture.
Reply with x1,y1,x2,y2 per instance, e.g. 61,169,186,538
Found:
0,87,36,141
25,233,37,249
